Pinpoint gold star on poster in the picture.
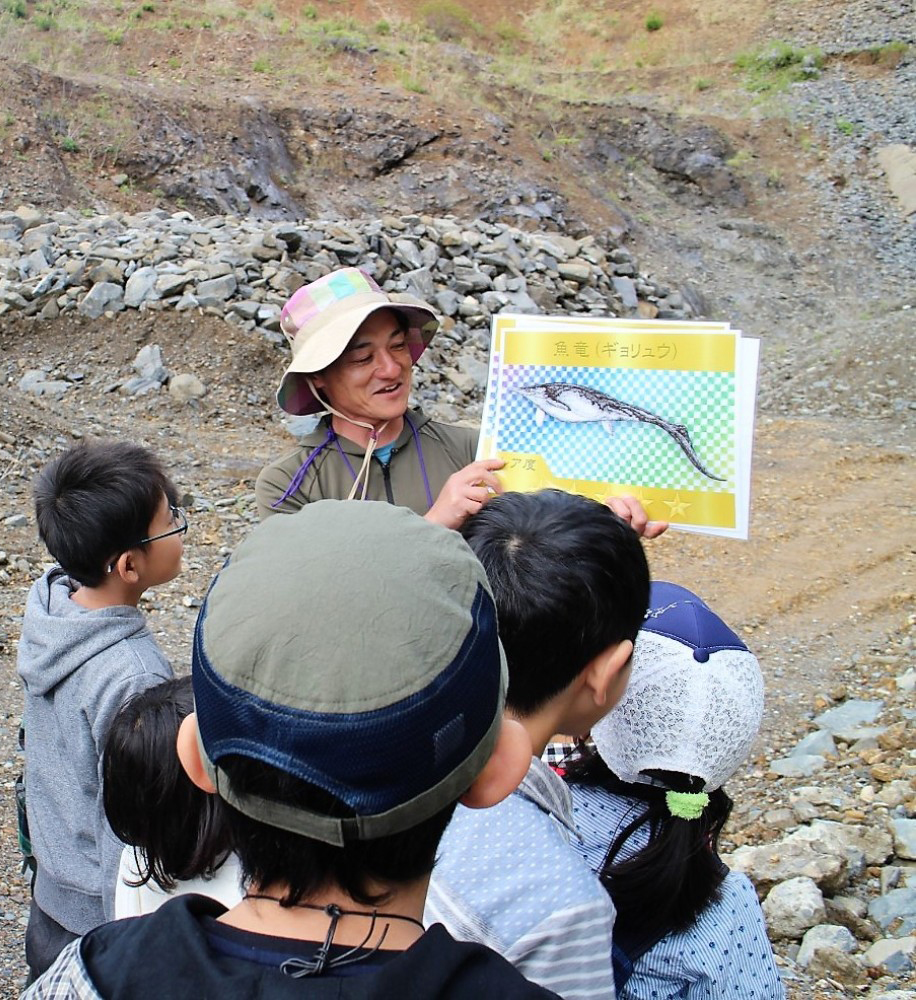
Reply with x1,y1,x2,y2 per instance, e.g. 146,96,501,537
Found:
663,494,692,517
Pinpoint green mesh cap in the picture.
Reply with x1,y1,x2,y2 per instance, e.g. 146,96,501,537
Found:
192,500,507,846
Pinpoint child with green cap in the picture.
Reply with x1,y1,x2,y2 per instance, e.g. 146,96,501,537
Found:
24,500,559,999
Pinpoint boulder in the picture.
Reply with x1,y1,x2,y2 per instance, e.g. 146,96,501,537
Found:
763,877,826,940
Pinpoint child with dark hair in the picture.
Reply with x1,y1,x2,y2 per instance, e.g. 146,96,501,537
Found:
103,677,239,917
426,489,652,999
24,500,558,999
17,441,184,980
560,582,784,999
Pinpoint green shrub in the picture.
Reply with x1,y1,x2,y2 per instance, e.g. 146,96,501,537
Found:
35,12,54,28
836,118,854,135
375,18,390,35
645,12,663,31
302,4,317,19
103,26,125,44
4,0,27,17
734,42,824,92
252,56,271,73
60,136,79,152
418,0,477,42
694,76,712,91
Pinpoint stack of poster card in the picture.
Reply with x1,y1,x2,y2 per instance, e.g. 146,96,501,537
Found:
476,314,760,539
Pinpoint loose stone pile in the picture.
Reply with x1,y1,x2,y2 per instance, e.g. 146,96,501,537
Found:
1,203,694,418
722,625,916,995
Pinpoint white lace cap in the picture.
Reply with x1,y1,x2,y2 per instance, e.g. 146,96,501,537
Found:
592,583,764,792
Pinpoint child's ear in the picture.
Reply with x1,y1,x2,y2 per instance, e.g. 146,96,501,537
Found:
586,639,634,710
111,550,141,585
460,718,532,809
176,713,218,794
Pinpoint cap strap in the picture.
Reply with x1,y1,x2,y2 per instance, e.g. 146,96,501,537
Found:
665,789,709,820
305,376,387,501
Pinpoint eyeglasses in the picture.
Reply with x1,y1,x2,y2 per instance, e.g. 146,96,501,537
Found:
137,505,188,546
106,506,188,574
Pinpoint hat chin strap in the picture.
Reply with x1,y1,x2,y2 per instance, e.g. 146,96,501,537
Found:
306,376,388,501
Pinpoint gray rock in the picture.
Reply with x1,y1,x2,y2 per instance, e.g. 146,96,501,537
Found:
15,205,46,230
434,289,461,316
892,818,916,860
814,699,884,740
763,877,826,940
793,819,893,869
196,274,237,306
863,935,916,973
3,514,29,528
229,300,261,321
133,344,169,385
22,223,59,254
87,260,123,285
612,276,639,309
791,729,837,757
728,833,849,894
869,888,916,936
20,249,50,278
168,373,207,403
446,370,476,394
557,260,593,284
452,265,492,294
78,281,124,319
806,946,867,986
769,754,826,777
530,233,579,259
123,266,160,308
797,923,857,967
456,355,489,388
394,239,423,271
402,266,435,300
155,273,192,298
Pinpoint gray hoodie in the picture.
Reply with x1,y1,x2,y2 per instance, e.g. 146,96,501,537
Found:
17,567,173,935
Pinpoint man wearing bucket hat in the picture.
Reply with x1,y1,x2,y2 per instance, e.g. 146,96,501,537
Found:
255,268,504,529
23,501,559,999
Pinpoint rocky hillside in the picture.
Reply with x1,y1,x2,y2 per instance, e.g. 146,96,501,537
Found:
0,0,914,996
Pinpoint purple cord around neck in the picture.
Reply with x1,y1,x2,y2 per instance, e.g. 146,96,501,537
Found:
405,413,434,509
270,427,336,508
273,413,434,509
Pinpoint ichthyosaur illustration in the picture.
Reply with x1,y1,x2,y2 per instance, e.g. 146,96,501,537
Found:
513,381,726,482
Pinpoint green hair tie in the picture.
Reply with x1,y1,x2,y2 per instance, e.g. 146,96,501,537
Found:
665,790,709,820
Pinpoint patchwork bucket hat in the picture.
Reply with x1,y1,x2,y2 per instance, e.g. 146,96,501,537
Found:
277,267,440,416
592,581,764,792
191,500,506,846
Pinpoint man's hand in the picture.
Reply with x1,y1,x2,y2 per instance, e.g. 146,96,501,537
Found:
424,459,504,530
604,494,668,539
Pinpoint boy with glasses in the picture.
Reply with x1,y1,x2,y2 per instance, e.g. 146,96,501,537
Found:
17,441,184,981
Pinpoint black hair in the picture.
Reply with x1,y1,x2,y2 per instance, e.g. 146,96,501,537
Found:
460,489,650,715
34,440,178,587
103,677,231,892
218,754,457,907
563,748,732,935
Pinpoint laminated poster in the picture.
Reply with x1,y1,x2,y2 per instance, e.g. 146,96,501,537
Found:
477,314,760,539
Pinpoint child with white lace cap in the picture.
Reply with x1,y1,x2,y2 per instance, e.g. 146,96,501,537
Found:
560,581,785,1000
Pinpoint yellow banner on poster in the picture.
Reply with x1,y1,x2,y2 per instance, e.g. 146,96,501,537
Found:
501,329,735,373
495,452,736,530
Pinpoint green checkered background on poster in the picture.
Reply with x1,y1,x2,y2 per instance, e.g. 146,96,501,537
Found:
495,364,735,491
